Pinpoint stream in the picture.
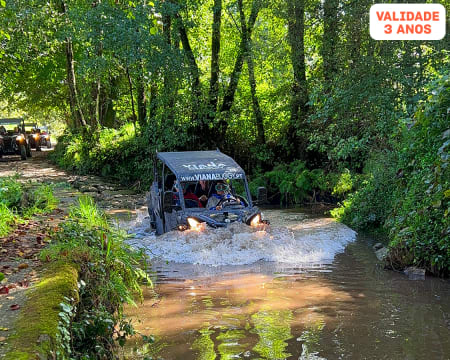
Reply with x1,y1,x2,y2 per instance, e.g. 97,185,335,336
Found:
123,208,450,360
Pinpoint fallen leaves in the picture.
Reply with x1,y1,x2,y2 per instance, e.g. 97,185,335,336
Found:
0,286,8,295
9,304,20,311
18,263,28,270
17,280,29,288
0,219,53,261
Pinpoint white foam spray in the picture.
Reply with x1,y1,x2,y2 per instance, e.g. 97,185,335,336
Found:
124,209,357,267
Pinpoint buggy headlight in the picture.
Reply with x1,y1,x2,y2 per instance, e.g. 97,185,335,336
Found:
33,134,39,139
249,213,261,227
17,134,25,142
187,217,203,231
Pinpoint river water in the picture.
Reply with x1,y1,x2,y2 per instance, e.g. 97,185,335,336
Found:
123,209,450,360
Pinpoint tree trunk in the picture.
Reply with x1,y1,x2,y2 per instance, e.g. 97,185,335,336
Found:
246,55,265,145
162,13,175,124
126,66,138,131
137,73,147,127
239,0,264,145
218,0,260,137
60,1,86,128
287,0,308,157
149,78,158,121
178,15,201,122
208,0,222,118
95,79,101,127
322,0,339,84
65,37,86,127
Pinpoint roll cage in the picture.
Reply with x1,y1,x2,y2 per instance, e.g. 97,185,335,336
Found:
156,150,253,212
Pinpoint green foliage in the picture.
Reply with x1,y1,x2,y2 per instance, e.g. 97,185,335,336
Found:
333,73,450,275
51,123,184,187
332,169,354,197
0,202,15,237
23,184,58,217
41,196,151,358
0,177,57,236
0,175,23,208
249,160,333,205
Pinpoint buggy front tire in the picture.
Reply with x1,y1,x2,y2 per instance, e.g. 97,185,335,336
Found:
47,140,52,149
20,145,27,160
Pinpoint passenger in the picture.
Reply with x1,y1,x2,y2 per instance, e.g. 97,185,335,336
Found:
174,182,203,208
195,180,210,207
0,126,6,135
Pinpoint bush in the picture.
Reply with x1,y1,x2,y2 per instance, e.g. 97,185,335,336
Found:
249,160,342,205
41,196,151,358
0,176,58,235
332,73,450,275
51,123,188,188
0,175,23,209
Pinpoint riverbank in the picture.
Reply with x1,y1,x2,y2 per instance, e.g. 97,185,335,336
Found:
0,151,150,358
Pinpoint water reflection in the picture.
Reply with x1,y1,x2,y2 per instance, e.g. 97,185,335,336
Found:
122,211,450,360
251,310,293,359
191,328,215,360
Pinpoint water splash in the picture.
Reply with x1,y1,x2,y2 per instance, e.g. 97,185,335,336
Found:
124,209,357,267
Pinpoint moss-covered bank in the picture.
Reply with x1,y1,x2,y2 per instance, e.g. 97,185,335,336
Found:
4,262,79,360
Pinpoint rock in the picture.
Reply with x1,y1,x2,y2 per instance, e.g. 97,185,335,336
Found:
37,334,50,344
375,247,389,261
79,186,99,193
373,242,384,251
404,266,425,280
81,192,102,201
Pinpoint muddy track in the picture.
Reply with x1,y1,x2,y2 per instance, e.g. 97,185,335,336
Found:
0,150,147,357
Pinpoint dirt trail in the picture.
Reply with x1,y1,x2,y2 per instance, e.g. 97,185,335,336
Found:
0,150,146,356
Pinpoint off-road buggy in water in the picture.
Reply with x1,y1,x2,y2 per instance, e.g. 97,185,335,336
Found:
0,118,32,160
148,150,268,235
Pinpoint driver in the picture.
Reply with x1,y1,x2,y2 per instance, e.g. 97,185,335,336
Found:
0,125,6,135
206,181,239,210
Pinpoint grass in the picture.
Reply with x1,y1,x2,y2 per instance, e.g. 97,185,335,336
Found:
40,195,151,358
0,177,58,236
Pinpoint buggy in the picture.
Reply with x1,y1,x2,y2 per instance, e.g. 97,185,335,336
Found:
148,150,268,235
38,126,52,149
0,118,32,160
24,123,41,151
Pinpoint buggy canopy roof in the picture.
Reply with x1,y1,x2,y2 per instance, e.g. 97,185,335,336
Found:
0,118,24,125
157,150,246,182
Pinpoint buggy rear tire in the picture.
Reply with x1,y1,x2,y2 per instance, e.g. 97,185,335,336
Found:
26,145,32,157
20,145,27,160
